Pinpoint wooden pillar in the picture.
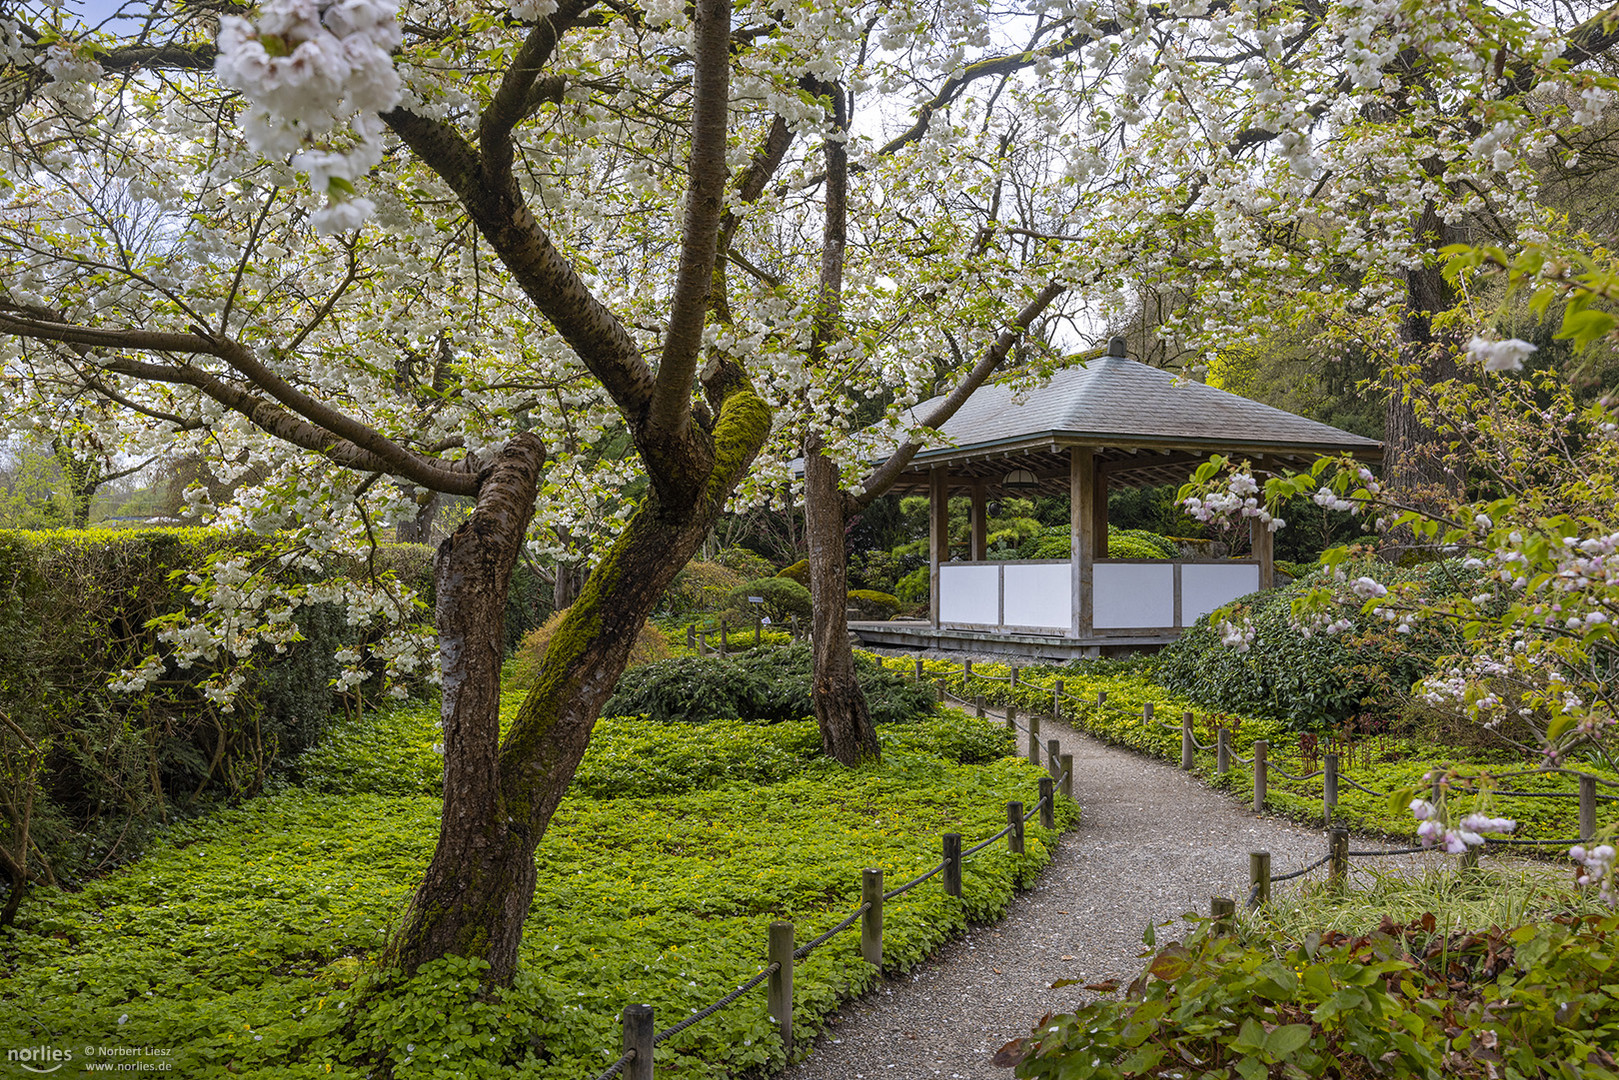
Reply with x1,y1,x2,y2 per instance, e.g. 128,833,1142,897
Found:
970,482,988,562
1250,515,1274,590
929,467,949,626
1070,447,1095,638
1092,460,1109,559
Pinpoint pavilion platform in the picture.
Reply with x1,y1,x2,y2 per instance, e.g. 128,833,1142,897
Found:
848,619,1174,660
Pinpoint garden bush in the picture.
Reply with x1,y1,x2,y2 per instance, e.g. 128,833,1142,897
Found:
896,565,929,605
712,546,776,581
655,560,746,621
1014,911,1619,1080
776,558,810,586
1154,560,1466,727
0,528,433,885
846,589,901,619
603,642,935,725
723,576,812,626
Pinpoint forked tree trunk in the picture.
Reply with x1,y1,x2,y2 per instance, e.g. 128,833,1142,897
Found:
803,439,879,766
386,385,770,985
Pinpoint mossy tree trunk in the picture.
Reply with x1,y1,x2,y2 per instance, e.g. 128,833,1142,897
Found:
386,381,770,984
804,437,879,766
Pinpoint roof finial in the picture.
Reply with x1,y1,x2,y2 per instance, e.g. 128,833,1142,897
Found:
1107,336,1128,358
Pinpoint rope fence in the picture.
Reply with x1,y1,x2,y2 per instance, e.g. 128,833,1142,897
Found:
891,656,1618,852
584,684,1073,1080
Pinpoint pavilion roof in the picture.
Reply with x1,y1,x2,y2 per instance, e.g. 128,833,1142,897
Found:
889,351,1382,494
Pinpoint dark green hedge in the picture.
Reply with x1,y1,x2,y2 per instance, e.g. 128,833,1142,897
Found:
1154,560,1469,728
0,527,434,884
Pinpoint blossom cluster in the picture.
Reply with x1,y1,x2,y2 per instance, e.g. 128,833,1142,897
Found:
215,0,403,232
1408,797,1517,854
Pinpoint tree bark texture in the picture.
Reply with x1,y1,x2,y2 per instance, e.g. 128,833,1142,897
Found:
803,439,879,766
1386,204,1462,511
386,385,771,984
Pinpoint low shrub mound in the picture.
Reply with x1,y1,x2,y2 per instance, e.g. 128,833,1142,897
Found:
603,643,936,725
656,560,746,621
1155,560,1468,727
847,589,901,619
1013,910,1619,1080
724,576,812,627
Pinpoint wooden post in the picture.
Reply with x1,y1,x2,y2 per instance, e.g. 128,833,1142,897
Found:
1097,690,1108,708
697,630,708,656
1324,753,1339,825
1143,701,1154,726
1071,446,1095,638
1053,678,1064,719
1430,768,1442,807
861,869,883,969
1580,774,1597,841
755,616,761,647
914,658,924,681
686,625,696,650
623,1004,654,1080
1059,753,1074,801
971,482,988,562
1007,802,1024,854
1253,740,1268,812
1328,829,1348,890
791,614,799,638
964,659,973,680
1009,665,1019,687
943,834,962,898
720,623,728,656
1250,513,1275,591
1005,705,1017,733
1216,727,1230,774
768,922,794,1056
975,696,985,719
935,680,945,703
929,467,948,626
1047,738,1061,779
1039,778,1056,829
1211,896,1235,936
1181,711,1194,770
1249,851,1270,906
1028,713,1041,766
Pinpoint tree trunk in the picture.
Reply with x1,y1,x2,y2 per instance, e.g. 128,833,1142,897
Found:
395,488,441,543
1385,205,1463,510
804,439,879,766
386,383,771,985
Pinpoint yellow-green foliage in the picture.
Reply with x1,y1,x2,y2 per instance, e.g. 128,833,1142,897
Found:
777,558,810,586
658,560,746,619
847,589,901,619
509,608,672,690
1,697,1075,1077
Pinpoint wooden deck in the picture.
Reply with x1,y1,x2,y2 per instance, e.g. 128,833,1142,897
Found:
848,620,1176,660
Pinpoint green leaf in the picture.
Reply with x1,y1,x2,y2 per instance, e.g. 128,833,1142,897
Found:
1265,1023,1313,1059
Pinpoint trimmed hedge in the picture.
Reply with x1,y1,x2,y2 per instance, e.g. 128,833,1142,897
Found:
0,528,433,884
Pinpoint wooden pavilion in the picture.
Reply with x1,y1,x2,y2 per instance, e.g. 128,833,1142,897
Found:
853,339,1383,659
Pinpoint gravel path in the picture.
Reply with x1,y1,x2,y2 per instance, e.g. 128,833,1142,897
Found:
781,708,1458,1080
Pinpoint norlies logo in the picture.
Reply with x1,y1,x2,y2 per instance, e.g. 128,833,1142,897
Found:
7,1046,73,1074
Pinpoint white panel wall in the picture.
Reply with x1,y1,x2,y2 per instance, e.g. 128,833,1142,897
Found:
1180,562,1260,625
939,563,1001,625
1093,562,1175,629
1002,562,1071,629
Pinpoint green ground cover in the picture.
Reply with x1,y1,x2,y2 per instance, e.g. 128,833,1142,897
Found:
0,690,1073,1079
885,657,1619,845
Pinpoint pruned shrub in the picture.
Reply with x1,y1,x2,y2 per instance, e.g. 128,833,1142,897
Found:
712,546,775,581
724,577,812,626
847,589,901,619
896,566,929,605
777,558,810,586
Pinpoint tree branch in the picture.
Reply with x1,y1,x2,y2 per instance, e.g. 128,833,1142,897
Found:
852,281,1069,511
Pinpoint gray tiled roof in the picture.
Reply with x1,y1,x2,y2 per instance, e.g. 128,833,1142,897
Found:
906,356,1381,462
